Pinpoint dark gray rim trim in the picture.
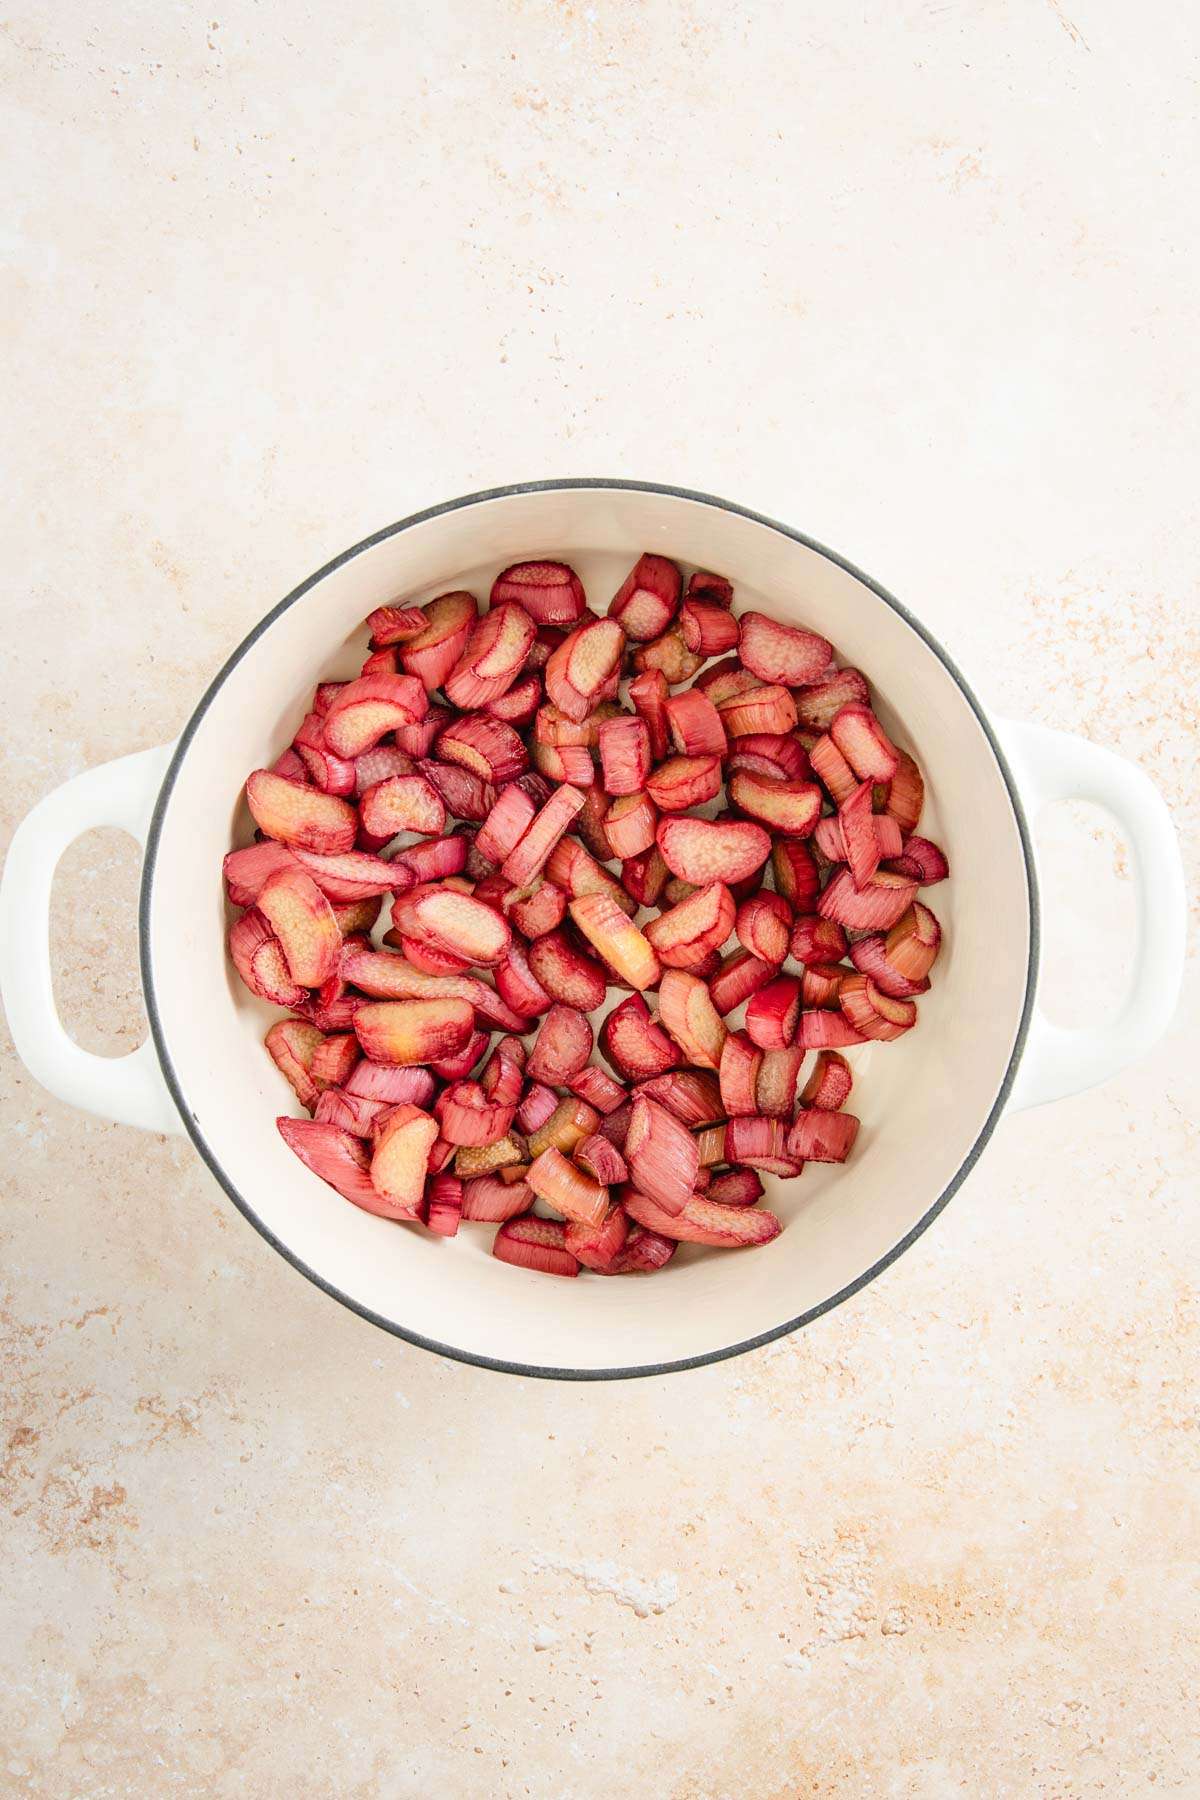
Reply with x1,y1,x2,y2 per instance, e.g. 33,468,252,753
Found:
139,478,1040,1382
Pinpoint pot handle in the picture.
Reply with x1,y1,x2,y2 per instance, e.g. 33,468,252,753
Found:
996,718,1187,1110
0,743,183,1134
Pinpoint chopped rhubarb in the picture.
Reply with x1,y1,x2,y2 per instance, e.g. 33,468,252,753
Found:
720,1030,764,1117
645,754,723,813
663,689,728,758
886,902,942,981
545,617,625,722
632,629,705,684
574,1135,629,1187
492,1214,579,1278
644,881,735,970
735,893,791,965
603,792,658,860
723,1115,800,1177
601,994,680,1081
819,867,918,930
309,1032,361,1092
728,769,822,837
597,715,651,797
628,668,671,759
500,784,585,885
885,750,925,833
800,1051,853,1111
829,703,899,783
277,1116,410,1219
622,1188,782,1247
678,599,739,658
635,1069,724,1127
527,930,607,1012
716,683,797,738
657,969,728,1070
346,1062,436,1106
565,1204,629,1271
744,975,802,1050
265,1018,325,1110
839,973,917,1041
609,552,682,641
223,840,298,907
706,1168,764,1207
656,817,771,886
568,892,660,991
838,780,881,889
490,560,586,625
771,839,820,911
476,785,537,866
359,773,447,841
323,674,427,758
353,997,475,1065
369,1104,439,1215
725,732,811,782
461,1174,533,1222
526,1146,608,1227
793,667,870,732
509,878,567,939
229,909,306,1007
445,602,537,710
707,948,777,1015
527,1004,594,1085
625,1095,699,1216
848,934,930,998
787,1109,860,1163
738,612,832,686
756,1046,806,1119
567,1065,628,1114
246,770,358,856
425,1172,464,1236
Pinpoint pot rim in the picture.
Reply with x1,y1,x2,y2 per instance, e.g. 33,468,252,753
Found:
138,477,1040,1381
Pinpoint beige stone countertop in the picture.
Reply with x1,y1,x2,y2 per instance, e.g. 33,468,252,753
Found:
2,3,1197,1794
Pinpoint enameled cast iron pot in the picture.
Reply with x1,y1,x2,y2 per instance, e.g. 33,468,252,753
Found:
1,482,1186,1379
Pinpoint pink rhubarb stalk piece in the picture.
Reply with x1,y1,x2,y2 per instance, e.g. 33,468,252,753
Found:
401,597,482,694
723,1114,801,1177
367,603,427,646
628,668,671,760
402,888,512,968
545,617,625,722
360,773,447,841
719,1030,764,1118
622,1187,782,1247
645,754,723,813
346,1062,436,1106
800,1051,853,1111
657,968,728,1070
527,930,608,1012
277,1116,415,1219
600,994,680,1081
787,1109,860,1163
353,997,476,1065
492,1215,580,1278
527,1004,594,1085
625,1095,699,1216
425,1173,464,1237
608,552,682,641
644,881,735,971
634,1069,724,1127
292,847,411,902
755,1046,806,1119
829,703,899,782
885,750,924,833
707,948,776,1016
839,973,917,1041
735,892,791,966
568,892,660,991
309,1032,360,1092
771,839,820,911
606,1224,677,1273
744,975,802,1050
809,734,859,805
738,611,832,686
444,602,537,710
223,840,298,907
525,1146,609,1228
726,732,811,782
370,1104,440,1216
792,667,870,732
706,1168,764,1207
264,1018,325,1110
501,783,586,885
574,1135,629,1187
789,914,847,964
603,792,658,860
656,817,771,886
476,785,537,866
848,934,930,998
597,715,652,797
716,683,797,738
678,599,739,659
838,779,881,889
727,769,822,837
509,879,567,939
798,1009,867,1049
818,868,918,931
229,909,306,1007
461,1175,533,1222
322,674,428,758
246,769,358,855
565,1204,629,1271
490,561,586,625
886,902,942,980
293,711,356,795
394,833,468,883
435,1080,517,1147
438,714,529,785
663,689,728,758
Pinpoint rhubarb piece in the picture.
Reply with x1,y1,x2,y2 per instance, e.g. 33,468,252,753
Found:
532,739,596,786
600,993,683,1072
838,780,881,889
493,942,553,1017
527,1004,594,1085
229,909,306,1007
484,671,542,728
265,1018,325,1110
492,1214,579,1278
430,1028,491,1080
839,973,917,1041
801,962,845,1009
509,879,567,939
622,1188,782,1247
312,1088,396,1136
596,1099,633,1149
819,867,918,930
889,834,949,885
787,1109,860,1163
516,1082,559,1136
353,744,413,796
346,1062,437,1106
395,833,469,883
723,1115,800,1177
574,1135,629,1187
528,625,565,670
609,552,682,641
644,881,735,970
545,838,636,917
476,786,537,866
694,1123,726,1167
535,701,616,750
792,667,870,732
735,893,791,966
490,560,586,625
633,629,704,684
606,1224,677,1273
663,689,728,758
597,715,651,797
353,997,475,1065
621,847,670,909
322,674,427,758
635,1069,724,1127
886,902,942,981
848,935,930,998
293,711,356,795
728,768,822,837
716,683,797,738
403,888,512,967
527,1096,603,1160
397,933,472,977
885,750,924,834
565,1203,628,1270
544,617,625,722
395,712,445,757
567,1065,628,1114
725,732,811,782
809,734,858,805
223,840,297,907
367,1103,439,1216
500,784,585,884
479,1035,526,1100
425,1173,464,1237
790,915,847,963
800,1051,853,1111
771,839,820,911
628,668,671,759
309,1032,360,1092
744,975,802,1050
678,598,738,658
738,612,832,686
246,770,357,856
656,817,770,886
625,1095,699,1216
687,569,733,604
359,648,399,676
720,1030,763,1118
418,758,496,823
645,754,722,813
568,892,660,990
706,1168,764,1207
695,659,762,704
526,1146,609,1228
603,792,658,860
527,930,607,1012
461,1174,533,1222
756,1046,805,1119
707,948,776,1015
444,602,536,710
360,773,447,842
277,1116,408,1218
657,969,727,1070
289,847,407,903
829,703,899,782
436,1080,517,1147
340,950,531,1028
367,603,427,646
454,1132,527,1177
270,746,310,783
798,1009,867,1049
438,714,529,785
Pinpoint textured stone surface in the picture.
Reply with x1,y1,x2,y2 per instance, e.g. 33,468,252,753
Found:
2,2,1197,1793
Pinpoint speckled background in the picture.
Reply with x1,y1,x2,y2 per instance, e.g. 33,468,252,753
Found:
2,3,1197,1794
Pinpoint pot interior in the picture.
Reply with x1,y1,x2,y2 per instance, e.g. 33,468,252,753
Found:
146,486,1031,1374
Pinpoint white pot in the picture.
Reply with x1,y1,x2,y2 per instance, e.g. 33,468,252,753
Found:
1,483,1186,1378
